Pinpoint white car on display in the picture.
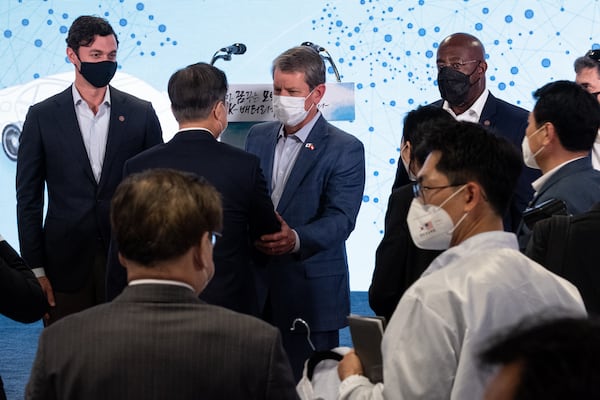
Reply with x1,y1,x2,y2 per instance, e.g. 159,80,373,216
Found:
0,71,177,161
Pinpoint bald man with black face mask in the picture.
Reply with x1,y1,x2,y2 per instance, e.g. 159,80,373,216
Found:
430,32,540,233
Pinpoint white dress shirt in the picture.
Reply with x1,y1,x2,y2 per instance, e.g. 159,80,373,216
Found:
592,130,600,171
73,84,111,183
339,231,585,400
443,89,489,123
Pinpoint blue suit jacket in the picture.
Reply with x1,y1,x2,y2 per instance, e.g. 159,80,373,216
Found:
245,115,365,331
16,86,163,292
432,92,540,231
517,156,600,249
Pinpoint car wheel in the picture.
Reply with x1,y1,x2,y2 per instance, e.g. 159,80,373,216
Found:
2,123,21,161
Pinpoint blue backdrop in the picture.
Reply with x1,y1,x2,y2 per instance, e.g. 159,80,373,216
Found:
1,0,598,290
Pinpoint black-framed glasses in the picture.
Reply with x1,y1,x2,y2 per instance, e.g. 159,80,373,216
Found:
412,182,465,202
586,49,600,62
436,59,480,71
210,231,222,246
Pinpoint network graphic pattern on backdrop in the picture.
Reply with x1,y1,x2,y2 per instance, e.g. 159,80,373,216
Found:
1,0,599,288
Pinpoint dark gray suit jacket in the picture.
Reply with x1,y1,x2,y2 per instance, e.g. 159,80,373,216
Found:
26,284,298,400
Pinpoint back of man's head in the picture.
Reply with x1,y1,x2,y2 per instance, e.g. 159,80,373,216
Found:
168,62,228,123
403,106,454,165
533,80,600,152
480,317,600,399
421,121,523,217
111,169,222,267
272,46,326,90
574,53,600,76
66,15,118,53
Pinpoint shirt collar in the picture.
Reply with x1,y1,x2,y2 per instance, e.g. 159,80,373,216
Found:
128,278,195,292
278,111,322,142
443,89,489,122
72,84,111,107
531,156,587,193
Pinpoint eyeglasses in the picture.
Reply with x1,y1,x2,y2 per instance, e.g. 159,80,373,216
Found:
586,49,600,62
436,60,480,71
210,232,222,246
412,182,465,202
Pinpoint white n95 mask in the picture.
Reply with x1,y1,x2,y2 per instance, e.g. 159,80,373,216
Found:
407,185,468,250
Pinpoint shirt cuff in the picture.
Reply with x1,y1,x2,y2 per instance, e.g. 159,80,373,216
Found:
32,267,46,278
291,229,300,253
339,374,375,399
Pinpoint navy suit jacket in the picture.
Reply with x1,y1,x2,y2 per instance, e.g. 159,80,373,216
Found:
16,86,163,292
245,115,365,332
105,129,280,315
26,284,298,400
518,156,600,249
431,92,540,232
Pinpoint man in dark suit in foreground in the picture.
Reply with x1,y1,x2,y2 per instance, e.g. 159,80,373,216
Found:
105,62,280,316
431,32,539,232
26,169,298,400
16,15,163,325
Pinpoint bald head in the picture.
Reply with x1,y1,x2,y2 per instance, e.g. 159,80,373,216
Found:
438,33,486,60
436,32,487,114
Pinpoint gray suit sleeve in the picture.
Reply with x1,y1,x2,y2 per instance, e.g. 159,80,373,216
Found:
26,331,57,400
265,332,300,400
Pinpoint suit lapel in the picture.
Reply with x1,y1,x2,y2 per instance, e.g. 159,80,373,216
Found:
99,87,126,188
261,124,279,194
54,87,96,185
276,117,327,213
479,92,497,128
531,157,590,206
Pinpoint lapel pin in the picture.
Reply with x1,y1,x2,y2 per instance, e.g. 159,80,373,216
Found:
119,115,125,122
305,143,315,150
483,120,490,126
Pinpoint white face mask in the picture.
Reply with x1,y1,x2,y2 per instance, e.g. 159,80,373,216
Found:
272,89,315,127
407,185,468,250
522,125,545,170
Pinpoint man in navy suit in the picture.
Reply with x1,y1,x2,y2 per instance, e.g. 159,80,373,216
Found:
429,32,540,232
517,80,600,249
105,62,280,316
245,46,366,380
16,16,163,325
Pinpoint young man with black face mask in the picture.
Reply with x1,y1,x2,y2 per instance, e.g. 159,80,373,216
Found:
16,15,163,326
432,32,539,233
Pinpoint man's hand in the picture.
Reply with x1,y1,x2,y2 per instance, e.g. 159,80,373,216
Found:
255,213,296,255
37,276,55,324
338,349,365,381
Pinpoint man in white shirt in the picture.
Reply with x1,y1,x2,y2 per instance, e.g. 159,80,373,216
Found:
574,49,600,170
337,121,586,400
26,169,298,400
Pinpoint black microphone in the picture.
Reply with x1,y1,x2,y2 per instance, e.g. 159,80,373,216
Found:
220,43,247,55
301,41,325,52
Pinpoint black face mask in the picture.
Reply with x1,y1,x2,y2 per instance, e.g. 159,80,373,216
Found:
79,60,117,88
437,64,479,107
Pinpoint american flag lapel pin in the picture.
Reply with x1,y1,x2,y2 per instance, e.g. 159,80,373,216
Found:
118,115,125,122
305,143,315,150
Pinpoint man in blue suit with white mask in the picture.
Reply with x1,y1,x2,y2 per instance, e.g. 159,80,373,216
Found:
245,45,366,380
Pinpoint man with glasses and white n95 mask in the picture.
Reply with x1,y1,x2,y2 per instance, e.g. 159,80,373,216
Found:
337,120,585,400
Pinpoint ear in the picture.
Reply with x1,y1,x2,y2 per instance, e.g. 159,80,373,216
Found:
463,182,482,213
117,252,128,268
400,140,412,164
66,47,78,66
193,232,211,272
478,60,488,74
311,83,326,104
542,122,556,146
